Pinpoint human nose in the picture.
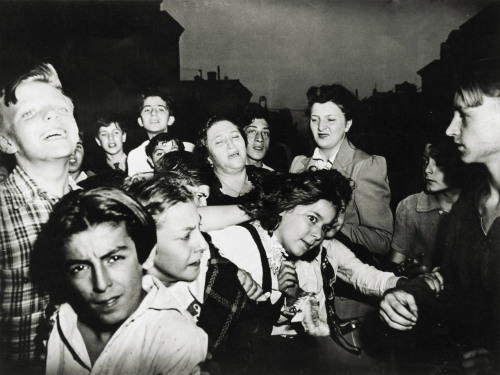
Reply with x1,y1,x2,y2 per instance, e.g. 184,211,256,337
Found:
316,118,326,132
93,264,112,293
446,112,461,138
44,108,60,121
224,137,235,148
193,230,209,253
311,224,323,240
425,159,435,175
254,131,263,142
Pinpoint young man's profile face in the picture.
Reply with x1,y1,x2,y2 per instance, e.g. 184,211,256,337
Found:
63,221,144,328
138,96,174,138
96,123,126,156
2,81,79,163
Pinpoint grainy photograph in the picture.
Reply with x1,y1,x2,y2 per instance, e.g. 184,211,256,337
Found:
0,0,498,374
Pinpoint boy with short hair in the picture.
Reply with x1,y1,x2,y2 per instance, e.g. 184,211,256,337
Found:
145,132,184,168
127,89,194,176
92,115,128,174
31,187,207,374
0,62,79,370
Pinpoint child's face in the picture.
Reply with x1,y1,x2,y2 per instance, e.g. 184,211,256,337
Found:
68,140,84,174
274,199,337,258
2,81,79,164
138,96,174,138
96,123,126,155
153,201,208,284
63,221,144,328
151,140,179,165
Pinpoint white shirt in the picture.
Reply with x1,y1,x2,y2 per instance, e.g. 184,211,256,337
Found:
210,222,400,336
46,275,207,375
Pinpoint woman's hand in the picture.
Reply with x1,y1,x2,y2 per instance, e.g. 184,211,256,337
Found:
278,261,299,306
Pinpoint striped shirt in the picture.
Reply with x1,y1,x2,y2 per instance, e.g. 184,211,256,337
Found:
0,166,78,363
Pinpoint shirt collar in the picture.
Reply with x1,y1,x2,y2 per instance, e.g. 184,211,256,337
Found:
416,191,442,213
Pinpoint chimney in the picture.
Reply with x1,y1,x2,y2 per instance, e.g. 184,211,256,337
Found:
217,65,220,80
198,69,202,79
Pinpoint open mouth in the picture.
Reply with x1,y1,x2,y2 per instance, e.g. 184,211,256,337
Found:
69,157,77,165
94,296,120,309
43,129,66,140
228,151,240,158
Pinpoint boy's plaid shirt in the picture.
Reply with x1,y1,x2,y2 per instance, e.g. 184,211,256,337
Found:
0,166,77,363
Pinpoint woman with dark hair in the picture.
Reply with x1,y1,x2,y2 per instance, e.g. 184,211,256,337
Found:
290,84,393,256
197,115,273,206
390,136,468,274
208,169,404,373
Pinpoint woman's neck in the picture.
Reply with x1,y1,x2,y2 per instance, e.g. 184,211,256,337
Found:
214,167,250,197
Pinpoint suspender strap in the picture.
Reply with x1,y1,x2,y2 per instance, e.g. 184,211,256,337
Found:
238,222,272,293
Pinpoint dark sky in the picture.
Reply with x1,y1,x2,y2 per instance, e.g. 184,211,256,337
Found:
162,0,493,110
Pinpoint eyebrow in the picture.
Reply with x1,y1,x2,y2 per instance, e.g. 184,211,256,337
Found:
65,246,129,266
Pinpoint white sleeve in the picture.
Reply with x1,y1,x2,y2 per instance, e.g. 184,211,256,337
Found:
324,239,400,297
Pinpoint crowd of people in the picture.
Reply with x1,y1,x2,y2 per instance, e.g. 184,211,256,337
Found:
0,59,498,375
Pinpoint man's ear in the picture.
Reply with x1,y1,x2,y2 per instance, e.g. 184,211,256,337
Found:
137,117,144,128
0,134,17,154
147,156,154,169
167,115,175,127
122,132,127,143
95,137,102,147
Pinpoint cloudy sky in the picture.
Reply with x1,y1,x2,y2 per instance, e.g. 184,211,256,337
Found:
162,0,493,110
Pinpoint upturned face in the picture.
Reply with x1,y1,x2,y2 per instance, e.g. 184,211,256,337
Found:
274,199,337,258
310,101,352,153
138,96,174,138
446,95,500,166
206,120,247,174
63,222,144,329
2,81,79,163
244,118,270,163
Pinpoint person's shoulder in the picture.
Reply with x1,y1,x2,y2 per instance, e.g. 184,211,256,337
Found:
128,140,149,156
397,192,421,209
290,155,309,172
